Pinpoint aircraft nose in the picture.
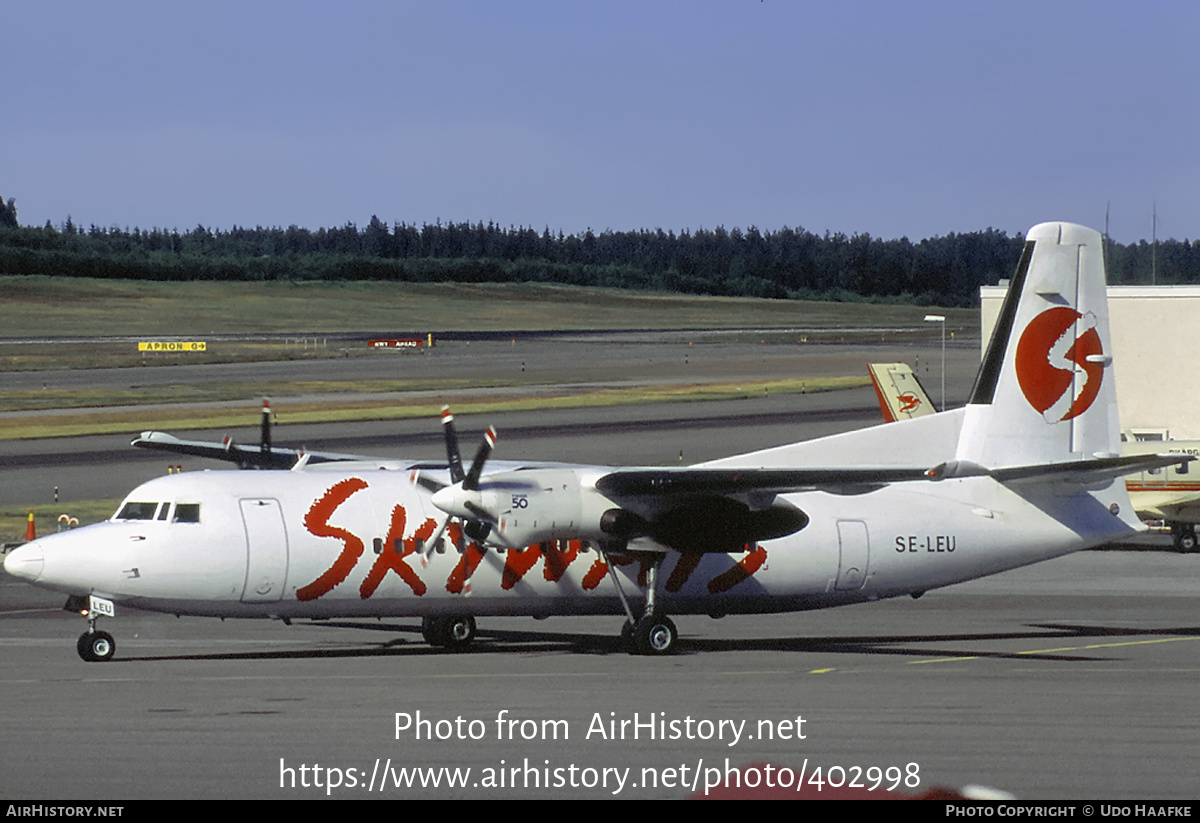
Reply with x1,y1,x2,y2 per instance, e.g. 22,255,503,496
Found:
3,543,44,583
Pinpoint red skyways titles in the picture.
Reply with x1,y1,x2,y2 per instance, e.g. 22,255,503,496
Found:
294,478,769,601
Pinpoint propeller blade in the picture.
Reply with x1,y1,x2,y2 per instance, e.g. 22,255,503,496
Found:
441,406,465,483
410,469,447,494
463,499,496,524
260,400,272,457
463,426,497,492
420,516,451,566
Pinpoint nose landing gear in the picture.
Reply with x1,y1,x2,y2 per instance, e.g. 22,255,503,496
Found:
77,629,116,662
66,594,117,662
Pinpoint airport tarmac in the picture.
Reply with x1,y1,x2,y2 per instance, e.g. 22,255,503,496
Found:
2,551,1199,800
4,333,1197,800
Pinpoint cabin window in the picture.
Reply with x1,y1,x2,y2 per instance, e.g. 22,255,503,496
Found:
173,504,201,523
117,501,159,520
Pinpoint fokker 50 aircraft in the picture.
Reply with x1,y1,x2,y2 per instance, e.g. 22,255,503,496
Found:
4,222,1191,661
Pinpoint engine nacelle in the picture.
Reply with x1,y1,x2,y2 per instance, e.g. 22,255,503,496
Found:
470,468,613,548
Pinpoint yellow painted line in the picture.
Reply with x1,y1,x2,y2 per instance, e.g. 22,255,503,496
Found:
907,634,1200,665
1083,636,1200,651
809,668,836,674
1018,636,1200,655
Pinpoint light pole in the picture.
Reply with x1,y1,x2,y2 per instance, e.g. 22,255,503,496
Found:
924,314,945,411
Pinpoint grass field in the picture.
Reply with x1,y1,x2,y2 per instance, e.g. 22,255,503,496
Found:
0,275,973,432
0,275,976,341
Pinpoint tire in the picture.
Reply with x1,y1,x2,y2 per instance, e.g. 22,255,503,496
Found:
422,615,476,649
632,614,677,656
77,630,115,662
1180,529,1198,553
1171,524,1198,553
619,620,635,651
442,615,476,649
421,615,446,646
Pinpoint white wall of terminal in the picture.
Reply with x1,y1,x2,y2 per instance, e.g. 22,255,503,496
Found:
981,285,1200,440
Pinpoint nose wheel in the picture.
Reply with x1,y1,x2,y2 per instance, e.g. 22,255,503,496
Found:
77,629,116,662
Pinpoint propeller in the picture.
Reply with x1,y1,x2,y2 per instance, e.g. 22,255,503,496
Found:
413,407,501,563
260,399,272,459
219,399,281,469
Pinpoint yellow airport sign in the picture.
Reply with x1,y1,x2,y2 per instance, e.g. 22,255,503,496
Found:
138,341,207,352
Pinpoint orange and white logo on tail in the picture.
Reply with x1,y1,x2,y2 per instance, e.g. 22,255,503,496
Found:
1015,306,1104,423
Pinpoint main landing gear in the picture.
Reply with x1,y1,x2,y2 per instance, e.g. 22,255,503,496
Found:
422,614,477,650
604,550,678,655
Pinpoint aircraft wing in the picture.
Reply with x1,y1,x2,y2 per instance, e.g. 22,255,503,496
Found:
596,454,1193,502
595,466,933,498
582,465,934,554
929,453,1194,488
597,454,1195,499
131,431,364,469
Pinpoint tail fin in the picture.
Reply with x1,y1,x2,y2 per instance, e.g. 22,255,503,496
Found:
955,222,1118,469
868,363,936,423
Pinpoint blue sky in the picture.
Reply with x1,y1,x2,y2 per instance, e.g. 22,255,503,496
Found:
4,1,1197,243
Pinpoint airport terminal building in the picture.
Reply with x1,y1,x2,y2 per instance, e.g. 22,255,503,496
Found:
981,285,1200,441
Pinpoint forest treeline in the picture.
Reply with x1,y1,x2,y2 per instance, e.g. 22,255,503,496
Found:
0,198,1195,307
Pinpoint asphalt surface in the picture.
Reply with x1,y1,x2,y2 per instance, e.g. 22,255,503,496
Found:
5,334,1197,800
2,551,1198,800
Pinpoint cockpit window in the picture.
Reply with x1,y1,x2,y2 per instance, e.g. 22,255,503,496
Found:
173,503,201,523
116,501,159,520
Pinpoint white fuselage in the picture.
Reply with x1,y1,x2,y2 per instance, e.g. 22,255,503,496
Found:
11,449,1135,622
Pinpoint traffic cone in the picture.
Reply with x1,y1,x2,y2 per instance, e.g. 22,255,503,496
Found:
25,510,35,541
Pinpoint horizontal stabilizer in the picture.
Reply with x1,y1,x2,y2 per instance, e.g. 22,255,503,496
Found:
868,362,935,422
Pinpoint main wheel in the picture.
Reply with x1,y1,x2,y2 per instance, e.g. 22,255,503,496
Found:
77,630,115,662
442,615,476,649
631,614,677,656
421,615,446,646
421,615,476,649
